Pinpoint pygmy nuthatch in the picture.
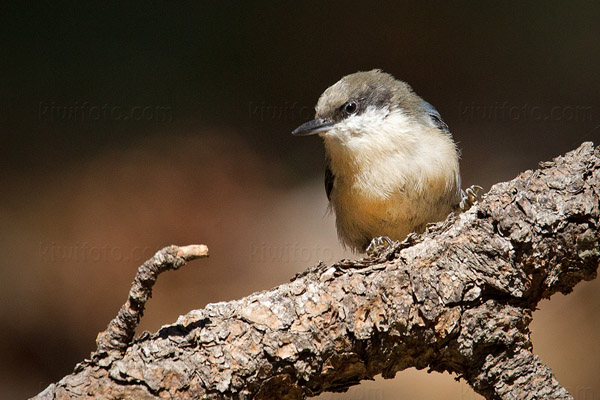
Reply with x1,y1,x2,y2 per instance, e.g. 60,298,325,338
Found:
293,69,474,253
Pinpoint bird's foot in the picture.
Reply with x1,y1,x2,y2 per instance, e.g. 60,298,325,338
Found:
366,236,393,256
459,185,483,211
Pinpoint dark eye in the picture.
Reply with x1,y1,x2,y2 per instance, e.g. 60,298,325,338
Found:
343,101,358,115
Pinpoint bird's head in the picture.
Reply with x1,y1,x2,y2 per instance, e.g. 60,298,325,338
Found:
292,70,443,148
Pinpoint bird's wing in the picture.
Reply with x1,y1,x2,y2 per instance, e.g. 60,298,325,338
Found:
325,156,334,202
423,100,450,133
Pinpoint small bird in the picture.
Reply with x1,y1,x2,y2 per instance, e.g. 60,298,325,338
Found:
293,69,476,253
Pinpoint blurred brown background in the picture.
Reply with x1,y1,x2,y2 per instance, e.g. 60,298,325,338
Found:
1,2,599,399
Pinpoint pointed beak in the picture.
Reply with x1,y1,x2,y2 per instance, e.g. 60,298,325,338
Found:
292,118,334,136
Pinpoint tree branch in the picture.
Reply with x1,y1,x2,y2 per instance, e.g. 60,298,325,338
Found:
95,244,209,353
33,143,600,400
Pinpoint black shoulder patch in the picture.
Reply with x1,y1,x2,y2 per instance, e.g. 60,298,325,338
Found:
325,157,334,201
423,100,450,133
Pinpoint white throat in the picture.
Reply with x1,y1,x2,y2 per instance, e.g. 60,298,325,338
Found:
321,106,460,201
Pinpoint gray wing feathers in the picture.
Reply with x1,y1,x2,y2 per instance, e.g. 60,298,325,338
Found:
423,100,450,133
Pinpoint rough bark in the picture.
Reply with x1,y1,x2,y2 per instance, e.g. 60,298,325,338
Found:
96,244,209,352
33,142,600,400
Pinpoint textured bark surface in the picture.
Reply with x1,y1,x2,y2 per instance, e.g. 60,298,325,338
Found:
96,244,209,352
33,143,600,400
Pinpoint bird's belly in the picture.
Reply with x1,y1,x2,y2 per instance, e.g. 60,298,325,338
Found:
333,191,415,248
332,183,453,251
